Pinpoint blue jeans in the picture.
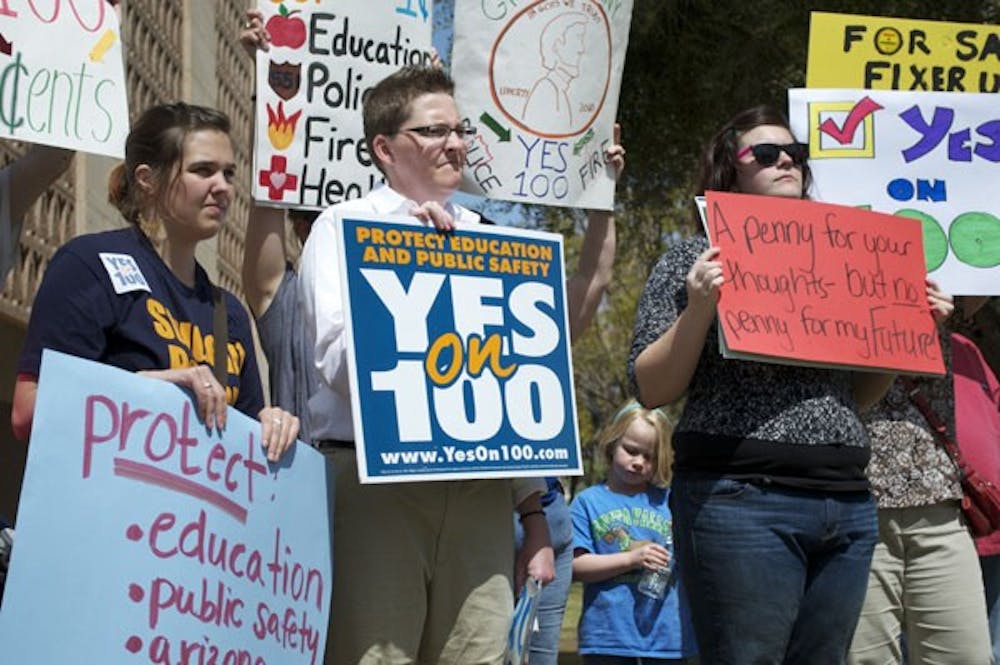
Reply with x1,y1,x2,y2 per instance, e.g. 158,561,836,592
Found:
512,493,573,665
981,553,1000,664
670,475,877,665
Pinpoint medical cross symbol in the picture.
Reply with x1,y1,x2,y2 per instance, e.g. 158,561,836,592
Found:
258,155,298,201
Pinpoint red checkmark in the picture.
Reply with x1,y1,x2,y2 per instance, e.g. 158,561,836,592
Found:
818,96,884,145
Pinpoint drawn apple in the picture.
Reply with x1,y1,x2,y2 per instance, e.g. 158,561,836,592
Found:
266,4,306,49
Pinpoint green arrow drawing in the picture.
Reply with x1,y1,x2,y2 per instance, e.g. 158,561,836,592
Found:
480,112,511,142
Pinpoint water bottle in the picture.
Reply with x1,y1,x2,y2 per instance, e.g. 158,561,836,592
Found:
637,534,672,600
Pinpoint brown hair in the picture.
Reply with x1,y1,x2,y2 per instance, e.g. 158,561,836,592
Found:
108,102,231,227
696,105,812,198
596,400,674,487
363,66,456,174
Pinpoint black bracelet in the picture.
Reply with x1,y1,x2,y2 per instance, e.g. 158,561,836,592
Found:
518,509,545,522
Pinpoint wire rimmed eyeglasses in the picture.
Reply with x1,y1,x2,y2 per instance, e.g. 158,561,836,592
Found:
400,124,478,139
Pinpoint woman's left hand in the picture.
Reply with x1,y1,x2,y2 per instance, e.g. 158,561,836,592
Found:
926,278,954,324
258,406,300,462
605,123,625,181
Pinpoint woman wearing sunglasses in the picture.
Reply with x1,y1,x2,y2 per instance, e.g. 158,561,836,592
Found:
628,105,894,665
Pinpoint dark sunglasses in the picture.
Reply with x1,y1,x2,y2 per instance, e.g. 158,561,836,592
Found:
736,142,809,167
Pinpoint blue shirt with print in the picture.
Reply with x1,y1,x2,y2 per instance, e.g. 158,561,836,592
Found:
570,483,696,659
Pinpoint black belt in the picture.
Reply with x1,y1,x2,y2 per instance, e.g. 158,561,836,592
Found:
313,439,355,451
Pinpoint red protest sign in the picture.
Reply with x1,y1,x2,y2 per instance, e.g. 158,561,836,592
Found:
705,191,944,375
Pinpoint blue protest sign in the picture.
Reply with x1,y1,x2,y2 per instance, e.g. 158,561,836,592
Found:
336,215,582,482
0,351,332,664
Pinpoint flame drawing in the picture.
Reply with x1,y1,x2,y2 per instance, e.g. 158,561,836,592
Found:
266,101,303,151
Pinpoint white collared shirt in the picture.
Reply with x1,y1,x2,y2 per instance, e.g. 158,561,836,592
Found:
298,184,481,442
298,184,544,499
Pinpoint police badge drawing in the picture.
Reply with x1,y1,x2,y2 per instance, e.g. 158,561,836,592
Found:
336,214,582,483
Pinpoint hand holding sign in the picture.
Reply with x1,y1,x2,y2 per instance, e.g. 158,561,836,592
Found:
925,279,955,323
686,246,724,314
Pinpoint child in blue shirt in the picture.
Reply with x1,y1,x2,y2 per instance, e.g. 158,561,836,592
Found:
571,401,697,664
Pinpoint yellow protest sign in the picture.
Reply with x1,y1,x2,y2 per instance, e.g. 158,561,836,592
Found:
807,12,1000,93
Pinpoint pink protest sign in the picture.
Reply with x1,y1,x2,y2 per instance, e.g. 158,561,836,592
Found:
705,191,944,375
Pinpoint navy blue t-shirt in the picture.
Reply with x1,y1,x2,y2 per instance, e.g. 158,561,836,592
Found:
19,227,264,417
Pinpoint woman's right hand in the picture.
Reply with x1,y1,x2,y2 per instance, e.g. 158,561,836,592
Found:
139,365,228,431
239,8,270,57
632,542,671,572
686,246,724,315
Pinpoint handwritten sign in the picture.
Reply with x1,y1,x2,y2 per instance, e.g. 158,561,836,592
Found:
252,0,433,209
0,1,129,156
451,0,633,210
336,214,581,482
807,12,1000,93
0,351,332,663
788,87,1000,295
704,192,944,375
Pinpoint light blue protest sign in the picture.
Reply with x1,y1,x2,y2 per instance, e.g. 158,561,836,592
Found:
337,214,582,482
0,351,332,664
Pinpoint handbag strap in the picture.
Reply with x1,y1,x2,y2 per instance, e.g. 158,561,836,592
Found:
212,285,228,387
900,376,967,477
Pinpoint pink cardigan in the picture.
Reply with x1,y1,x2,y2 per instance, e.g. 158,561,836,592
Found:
953,332,1000,557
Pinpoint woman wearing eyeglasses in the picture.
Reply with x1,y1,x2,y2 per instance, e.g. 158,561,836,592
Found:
628,106,891,665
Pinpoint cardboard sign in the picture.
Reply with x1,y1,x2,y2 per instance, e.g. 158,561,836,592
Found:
0,351,333,663
807,12,1000,93
336,215,581,482
704,191,944,375
0,1,129,156
451,0,633,210
788,87,1000,295
252,0,433,209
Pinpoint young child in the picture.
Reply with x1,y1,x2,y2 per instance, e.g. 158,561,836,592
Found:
570,401,697,664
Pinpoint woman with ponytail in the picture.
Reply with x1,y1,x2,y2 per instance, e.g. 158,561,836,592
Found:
12,102,298,460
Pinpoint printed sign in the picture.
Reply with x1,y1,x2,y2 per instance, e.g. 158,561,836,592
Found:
0,351,333,664
789,87,1000,295
704,191,944,375
451,0,633,210
252,0,434,209
807,12,1000,93
336,214,581,482
0,1,129,156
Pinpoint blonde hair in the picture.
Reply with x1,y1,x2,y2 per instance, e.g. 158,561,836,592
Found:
596,400,674,487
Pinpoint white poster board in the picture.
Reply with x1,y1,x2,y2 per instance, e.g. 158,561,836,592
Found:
0,2,128,156
452,0,633,211
252,0,433,209
789,88,1000,295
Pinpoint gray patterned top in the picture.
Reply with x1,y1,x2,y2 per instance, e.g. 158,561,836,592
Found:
628,236,869,451
864,330,961,509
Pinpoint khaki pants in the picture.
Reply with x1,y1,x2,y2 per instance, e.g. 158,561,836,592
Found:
325,449,514,665
848,501,991,665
